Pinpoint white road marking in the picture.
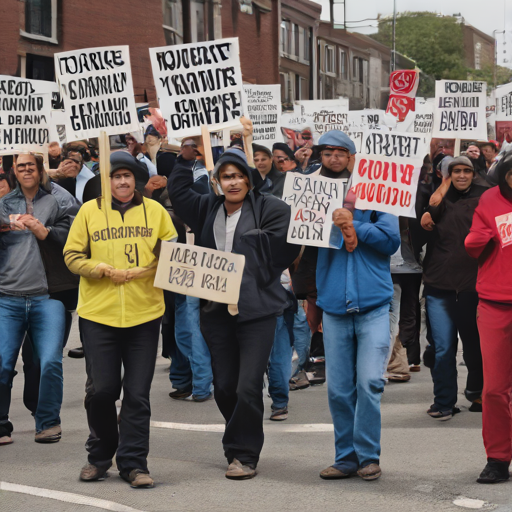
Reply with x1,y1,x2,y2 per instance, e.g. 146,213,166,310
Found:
0,481,146,512
453,497,486,509
150,421,334,433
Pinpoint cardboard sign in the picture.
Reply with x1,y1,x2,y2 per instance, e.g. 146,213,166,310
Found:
495,212,512,249
0,76,55,153
282,172,348,248
243,84,282,149
433,80,487,139
54,46,139,140
495,82,512,122
351,130,426,218
150,38,245,138
154,242,245,305
398,97,435,134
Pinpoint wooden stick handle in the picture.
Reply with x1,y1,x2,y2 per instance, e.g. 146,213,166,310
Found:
201,125,215,172
99,131,111,207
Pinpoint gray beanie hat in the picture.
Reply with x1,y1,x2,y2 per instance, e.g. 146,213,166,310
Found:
448,156,475,175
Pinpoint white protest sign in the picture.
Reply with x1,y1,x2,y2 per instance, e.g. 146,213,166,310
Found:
154,242,245,305
351,130,425,218
433,80,487,139
0,76,55,154
282,172,348,248
54,46,139,140
397,97,435,134
150,38,245,139
495,82,512,122
243,84,282,149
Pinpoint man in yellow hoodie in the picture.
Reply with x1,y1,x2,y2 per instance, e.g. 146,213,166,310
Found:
64,152,177,488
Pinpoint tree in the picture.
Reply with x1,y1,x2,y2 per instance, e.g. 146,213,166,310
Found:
371,12,467,81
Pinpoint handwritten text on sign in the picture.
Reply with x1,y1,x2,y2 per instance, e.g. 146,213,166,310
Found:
150,38,245,138
351,153,422,218
154,242,245,305
495,212,512,249
282,172,347,248
54,46,139,140
0,76,55,153
432,80,487,139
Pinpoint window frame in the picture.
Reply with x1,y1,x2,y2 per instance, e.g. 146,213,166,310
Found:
20,0,58,45
325,45,336,76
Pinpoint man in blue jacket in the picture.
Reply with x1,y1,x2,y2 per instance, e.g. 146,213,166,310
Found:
317,142,400,482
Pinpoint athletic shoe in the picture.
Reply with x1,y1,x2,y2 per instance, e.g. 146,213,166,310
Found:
225,459,257,480
169,388,192,400
357,463,382,481
319,466,355,480
35,425,61,443
79,463,111,481
121,469,154,488
386,372,411,382
269,407,288,421
0,436,13,446
289,370,310,391
477,460,510,484
427,405,460,421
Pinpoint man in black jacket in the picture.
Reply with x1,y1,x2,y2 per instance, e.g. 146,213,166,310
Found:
168,148,299,479
421,156,486,420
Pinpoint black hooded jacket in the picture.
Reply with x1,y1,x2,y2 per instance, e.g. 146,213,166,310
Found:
168,154,300,322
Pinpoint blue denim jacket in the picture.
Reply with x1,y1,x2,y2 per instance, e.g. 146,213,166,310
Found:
316,210,400,315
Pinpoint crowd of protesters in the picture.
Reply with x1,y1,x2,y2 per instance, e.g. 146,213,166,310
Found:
1,124,512,489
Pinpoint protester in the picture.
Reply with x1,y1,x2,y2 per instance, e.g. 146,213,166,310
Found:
479,141,499,170
273,142,299,173
0,172,13,199
48,141,62,169
465,152,512,484
168,147,300,479
64,152,177,488
252,144,286,197
420,156,486,419
0,154,71,446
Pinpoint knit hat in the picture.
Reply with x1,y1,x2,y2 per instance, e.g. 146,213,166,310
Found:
272,142,295,161
213,148,253,187
110,151,150,189
252,143,272,158
317,130,356,155
144,124,162,139
447,156,474,175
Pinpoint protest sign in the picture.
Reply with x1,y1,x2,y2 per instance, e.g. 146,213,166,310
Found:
397,97,435,134
495,212,512,249
154,242,246,305
495,82,512,121
54,46,139,140
351,130,426,218
433,80,487,139
282,172,348,248
150,38,245,138
386,70,419,122
243,84,282,149
0,76,55,154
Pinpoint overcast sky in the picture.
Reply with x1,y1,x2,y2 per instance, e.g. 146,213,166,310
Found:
313,0,512,37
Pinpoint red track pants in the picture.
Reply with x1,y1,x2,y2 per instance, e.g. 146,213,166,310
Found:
477,299,512,462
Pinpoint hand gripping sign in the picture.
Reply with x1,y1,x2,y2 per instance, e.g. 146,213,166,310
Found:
154,242,246,306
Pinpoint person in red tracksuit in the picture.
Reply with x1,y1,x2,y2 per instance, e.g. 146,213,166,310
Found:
465,151,512,484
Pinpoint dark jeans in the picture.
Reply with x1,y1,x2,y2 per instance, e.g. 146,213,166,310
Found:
393,274,422,365
200,305,277,468
425,288,483,411
79,317,161,473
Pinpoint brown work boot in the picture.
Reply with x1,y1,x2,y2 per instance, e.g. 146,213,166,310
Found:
225,459,257,480
121,469,154,488
79,463,111,481
35,425,61,443
319,465,355,480
357,463,382,481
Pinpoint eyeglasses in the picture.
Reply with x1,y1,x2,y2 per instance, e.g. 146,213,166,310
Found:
220,173,245,182
277,157,291,162
16,162,37,173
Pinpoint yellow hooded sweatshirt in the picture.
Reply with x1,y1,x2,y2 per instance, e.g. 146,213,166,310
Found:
64,193,177,328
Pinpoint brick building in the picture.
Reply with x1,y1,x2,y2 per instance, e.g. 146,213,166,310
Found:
462,23,495,71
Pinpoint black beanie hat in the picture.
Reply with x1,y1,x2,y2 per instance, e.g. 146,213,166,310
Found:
110,151,150,190
272,142,295,161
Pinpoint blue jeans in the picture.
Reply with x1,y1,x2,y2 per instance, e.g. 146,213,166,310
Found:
174,294,212,398
323,304,390,472
0,294,65,433
268,312,294,409
291,304,312,376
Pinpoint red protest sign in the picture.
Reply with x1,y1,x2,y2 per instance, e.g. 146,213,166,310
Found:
386,70,419,122
495,212,512,248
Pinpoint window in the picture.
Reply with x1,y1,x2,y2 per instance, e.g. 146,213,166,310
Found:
293,24,300,57
298,76,308,100
353,57,364,82
280,72,293,104
303,28,310,63
21,0,57,43
163,0,184,45
325,46,335,74
339,50,347,79
191,0,205,42
26,54,55,82
281,20,290,55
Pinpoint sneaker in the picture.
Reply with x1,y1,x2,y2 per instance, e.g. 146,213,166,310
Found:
0,436,13,446
169,389,192,400
427,405,460,421
319,465,355,480
68,347,85,359
357,463,382,481
270,407,288,421
225,459,257,480
477,460,510,484
469,398,483,413
35,425,61,443
79,463,111,481
386,372,411,382
289,370,310,391
121,469,154,488
409,364,421,373
192,393,213,402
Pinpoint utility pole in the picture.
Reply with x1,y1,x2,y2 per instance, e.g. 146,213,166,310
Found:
391,0,397,72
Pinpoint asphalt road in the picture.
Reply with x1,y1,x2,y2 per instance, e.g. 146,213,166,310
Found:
1,324,511,512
